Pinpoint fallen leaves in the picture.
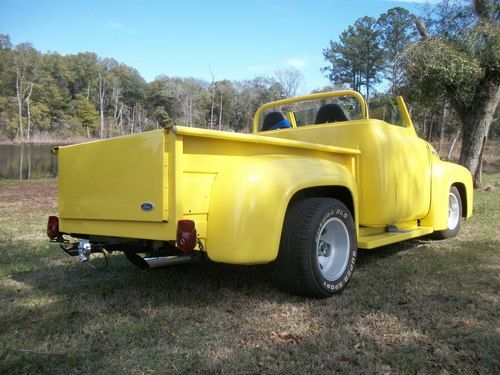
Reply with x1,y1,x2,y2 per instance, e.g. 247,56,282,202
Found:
269,331,301,345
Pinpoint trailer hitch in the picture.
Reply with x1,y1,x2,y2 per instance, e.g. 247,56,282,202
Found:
60,240,109,269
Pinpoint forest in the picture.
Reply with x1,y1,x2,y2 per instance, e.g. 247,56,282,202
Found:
0,0,498,186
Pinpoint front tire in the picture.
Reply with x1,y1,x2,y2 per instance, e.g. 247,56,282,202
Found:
432,185,462,239
275,198,357,298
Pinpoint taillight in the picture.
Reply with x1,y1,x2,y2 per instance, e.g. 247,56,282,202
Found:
177,220,197,253
47,216,59,240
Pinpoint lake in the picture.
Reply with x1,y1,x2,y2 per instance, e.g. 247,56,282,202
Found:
0,144,58,180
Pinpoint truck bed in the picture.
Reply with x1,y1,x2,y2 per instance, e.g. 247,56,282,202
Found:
57,127,359,245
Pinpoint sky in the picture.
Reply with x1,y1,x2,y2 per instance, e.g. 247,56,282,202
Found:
0,0,434,92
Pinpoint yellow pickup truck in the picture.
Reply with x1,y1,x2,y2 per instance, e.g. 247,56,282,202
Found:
47,90,472,298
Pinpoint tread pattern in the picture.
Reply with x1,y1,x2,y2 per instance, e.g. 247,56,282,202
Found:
275,198,356,298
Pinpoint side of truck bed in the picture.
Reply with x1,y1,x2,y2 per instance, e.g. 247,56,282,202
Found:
57,127,360,264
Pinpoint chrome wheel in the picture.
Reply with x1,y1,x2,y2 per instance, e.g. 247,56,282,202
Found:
448,191,460,230
316,217,350,281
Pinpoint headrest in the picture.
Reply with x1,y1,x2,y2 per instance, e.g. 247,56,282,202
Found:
262,111,292,131
315,103,350,124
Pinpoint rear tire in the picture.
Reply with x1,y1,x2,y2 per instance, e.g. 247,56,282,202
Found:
275,198,357,298
432,186,462,240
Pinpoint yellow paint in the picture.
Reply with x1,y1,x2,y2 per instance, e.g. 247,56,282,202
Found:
206,155,358,263
359,226,434,249
58,130,166,222
57,90,473,262
421,158,473,230
285,111,297,127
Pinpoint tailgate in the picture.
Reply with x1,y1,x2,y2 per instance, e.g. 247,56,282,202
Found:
58,130,167,223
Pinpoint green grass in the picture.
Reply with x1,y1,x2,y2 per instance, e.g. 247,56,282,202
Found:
0,176,499,374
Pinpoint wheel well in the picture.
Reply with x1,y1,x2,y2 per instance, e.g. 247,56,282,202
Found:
289,186,355,221
452,182,467,218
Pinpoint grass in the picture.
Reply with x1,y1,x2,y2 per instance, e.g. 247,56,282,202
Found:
0,175,499,374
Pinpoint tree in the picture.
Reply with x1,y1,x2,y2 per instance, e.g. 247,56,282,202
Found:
378,7,417,95
402,0,499,187
66,52,99,100
322,27,363,93
75,95,99,137
13,43,38,141
0,34,12,50
275,69,303,98
323,16,385,99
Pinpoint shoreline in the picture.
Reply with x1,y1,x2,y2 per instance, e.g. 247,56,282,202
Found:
0,137,96,145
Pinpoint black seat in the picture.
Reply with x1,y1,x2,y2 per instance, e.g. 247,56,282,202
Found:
261,111,291,131
315,103,350,124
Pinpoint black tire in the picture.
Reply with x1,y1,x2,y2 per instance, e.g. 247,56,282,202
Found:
432,186,462,240
275,198,357,298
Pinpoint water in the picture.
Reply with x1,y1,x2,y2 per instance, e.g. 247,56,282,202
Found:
0,144,58,180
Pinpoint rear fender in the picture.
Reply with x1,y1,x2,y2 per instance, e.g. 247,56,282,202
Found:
205,155,357,264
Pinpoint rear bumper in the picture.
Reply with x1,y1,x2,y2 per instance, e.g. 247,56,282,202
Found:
59,218,178,242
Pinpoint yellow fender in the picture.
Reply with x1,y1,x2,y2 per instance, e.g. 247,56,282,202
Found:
422,159,473,230
205,155,358,264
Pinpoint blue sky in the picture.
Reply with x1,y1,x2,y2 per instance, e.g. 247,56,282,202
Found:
0,0,432,92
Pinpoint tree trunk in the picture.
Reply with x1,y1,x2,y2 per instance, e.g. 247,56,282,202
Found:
458,72,500,187
422,111,427,139
218,93,223,130
438,101,449,154
137,106,142,132
210,88,215,129
15,67,24,141
391,61,397,96
365,74,369,100
98,71,105,138
131,106,135,134
25,82,33,143
27,146,31,180
188,98,193,127
447,128,461,161
427,113,435,142
118,105,123,135
19,144,23,180
473,135,487,187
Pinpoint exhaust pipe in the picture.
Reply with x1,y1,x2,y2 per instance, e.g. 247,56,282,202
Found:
124,251,194,269
144,255,193,268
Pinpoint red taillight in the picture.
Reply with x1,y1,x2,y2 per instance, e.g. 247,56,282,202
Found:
177,220,197,253
47,216,59,239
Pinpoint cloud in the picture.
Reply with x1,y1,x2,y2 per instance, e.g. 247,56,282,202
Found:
286,57,307,69
105,20,138,34
243,65,273,73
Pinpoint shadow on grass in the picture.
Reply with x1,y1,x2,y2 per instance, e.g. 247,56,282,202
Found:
4,237,431,306
1,237,498,373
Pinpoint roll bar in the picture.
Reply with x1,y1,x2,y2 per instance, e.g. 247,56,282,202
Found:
252,90,369,133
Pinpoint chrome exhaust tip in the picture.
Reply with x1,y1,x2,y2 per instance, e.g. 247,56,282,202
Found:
144,255,193,268
124,251,194,269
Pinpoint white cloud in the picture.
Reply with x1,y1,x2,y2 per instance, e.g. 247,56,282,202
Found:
243,65,273,73
105,20,138,34
286,57,307,69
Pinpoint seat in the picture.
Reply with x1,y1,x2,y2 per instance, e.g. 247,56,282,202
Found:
314,103,350,124
261,111,292,131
